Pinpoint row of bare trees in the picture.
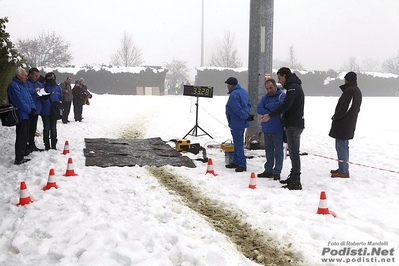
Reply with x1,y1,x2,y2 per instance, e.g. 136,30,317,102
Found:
9,26,399,76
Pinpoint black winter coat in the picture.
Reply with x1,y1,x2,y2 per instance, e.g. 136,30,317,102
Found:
329,82,362,140
269,73,305,129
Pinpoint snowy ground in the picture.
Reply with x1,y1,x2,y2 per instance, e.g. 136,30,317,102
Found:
0,93,398,266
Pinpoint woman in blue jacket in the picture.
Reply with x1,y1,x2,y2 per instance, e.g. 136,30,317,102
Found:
41,72,62,150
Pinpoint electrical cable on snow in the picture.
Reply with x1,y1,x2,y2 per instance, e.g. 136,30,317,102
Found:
309,152,399,175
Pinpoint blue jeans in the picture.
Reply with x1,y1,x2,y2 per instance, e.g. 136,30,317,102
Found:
263,133,284,174
286,127,303,182
231,129,246,168
335,139,349,173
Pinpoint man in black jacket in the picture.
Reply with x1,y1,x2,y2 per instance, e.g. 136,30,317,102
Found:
259,67,305,190
329,72,362,178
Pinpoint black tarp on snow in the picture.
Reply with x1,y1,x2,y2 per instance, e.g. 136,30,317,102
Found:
84,137,196,168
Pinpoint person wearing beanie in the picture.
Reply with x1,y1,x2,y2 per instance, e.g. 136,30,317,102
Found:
329,71,362,178
259,67,305,190
224,76,252,172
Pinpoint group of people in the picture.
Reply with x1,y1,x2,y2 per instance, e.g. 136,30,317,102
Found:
224,67,362,191
7,67,91,165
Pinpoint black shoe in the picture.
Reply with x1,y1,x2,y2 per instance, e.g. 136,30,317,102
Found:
257,171,274,178
67,120,70,122
282,182,302,190
273,174,281,181
62,121,68,124
31,146,44,152
235,166,247,172
225,163,239,169
280,177,292,184
14,158,31,165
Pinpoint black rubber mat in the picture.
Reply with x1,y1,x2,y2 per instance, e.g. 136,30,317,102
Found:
84,137,196,168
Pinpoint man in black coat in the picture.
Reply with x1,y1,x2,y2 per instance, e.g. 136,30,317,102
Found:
329,71,362,178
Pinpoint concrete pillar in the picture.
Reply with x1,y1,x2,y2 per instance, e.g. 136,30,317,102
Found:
245,0,274,149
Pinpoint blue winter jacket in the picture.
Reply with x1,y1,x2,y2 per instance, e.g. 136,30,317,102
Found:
41,83,62,116
26,77,44,114
7,77,36,120
257,88,285,134
225,84,251,129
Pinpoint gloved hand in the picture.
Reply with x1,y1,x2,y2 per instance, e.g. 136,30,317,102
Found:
29,109,36,119
247,114,255,121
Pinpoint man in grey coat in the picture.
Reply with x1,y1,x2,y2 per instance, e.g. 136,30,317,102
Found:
60,76,73,124
329,71,362,178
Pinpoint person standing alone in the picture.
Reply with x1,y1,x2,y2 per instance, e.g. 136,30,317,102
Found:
224,77,252,172
329,71,362,178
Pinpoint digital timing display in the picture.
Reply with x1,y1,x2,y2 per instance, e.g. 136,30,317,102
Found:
183,85,214,98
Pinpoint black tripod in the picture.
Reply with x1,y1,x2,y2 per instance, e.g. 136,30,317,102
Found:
183,97,213,139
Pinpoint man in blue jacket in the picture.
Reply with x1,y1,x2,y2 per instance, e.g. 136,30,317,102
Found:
26,67,44,154
7,68,36,165
225,77,252,172
257,79,286,180
260,67,305,190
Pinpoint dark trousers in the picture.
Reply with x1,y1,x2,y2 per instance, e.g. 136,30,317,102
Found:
73,103,83,121
62,101,72,123
15,119,30,162
42,115,58,149
28,114,39,148
285,126,303,182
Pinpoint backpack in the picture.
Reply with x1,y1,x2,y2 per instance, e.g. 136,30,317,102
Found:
45,85,64,120
50,101,63,120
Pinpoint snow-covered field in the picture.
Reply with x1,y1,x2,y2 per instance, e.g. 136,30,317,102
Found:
0,94,398,266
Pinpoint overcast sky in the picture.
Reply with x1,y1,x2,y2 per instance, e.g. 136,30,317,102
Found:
2,0,399,78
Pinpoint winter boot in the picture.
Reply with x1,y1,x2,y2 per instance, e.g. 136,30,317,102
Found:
44,140,50,151
51,138,57,150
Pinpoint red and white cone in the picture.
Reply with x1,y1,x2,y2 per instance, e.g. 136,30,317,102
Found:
205,158,217,176
17,181,33,206
62,140,70,155
248,172,257,189
317,191,336,217
43,168,58,191
64,157,78,176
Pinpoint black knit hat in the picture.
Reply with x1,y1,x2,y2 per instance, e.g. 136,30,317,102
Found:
225,77,238,86
344,72,357,82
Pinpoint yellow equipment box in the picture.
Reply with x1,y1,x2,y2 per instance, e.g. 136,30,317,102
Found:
175,139,190,152
221,142,234,152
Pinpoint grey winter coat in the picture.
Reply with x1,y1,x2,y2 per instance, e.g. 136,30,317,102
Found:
60,81,73,102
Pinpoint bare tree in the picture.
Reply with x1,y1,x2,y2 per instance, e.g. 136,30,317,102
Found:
110,32,143,67
209,30,242,68
284,46,303,70
16,31,72,67
382,52,399,74
164,58,189,89
361,57,379,72
341,57,361,72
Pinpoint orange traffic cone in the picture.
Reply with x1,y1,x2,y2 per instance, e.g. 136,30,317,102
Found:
62,140,70,155
205,158,217,176
43,168,58,191
64,157,78,176
17,181,33,206
317,191,336,217
248,172,257,189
